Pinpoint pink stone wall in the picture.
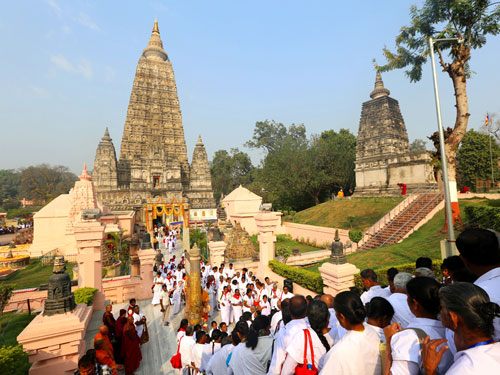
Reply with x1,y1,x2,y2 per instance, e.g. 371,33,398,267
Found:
283,222,353,251
102,275,144,304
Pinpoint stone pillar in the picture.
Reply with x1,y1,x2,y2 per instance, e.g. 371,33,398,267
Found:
208,241,226,267
138,247,156,299
130,237,140,276
187,243,202,326
255,212,282,274
74,218,105,311
319,262,360,296
183,215,190,274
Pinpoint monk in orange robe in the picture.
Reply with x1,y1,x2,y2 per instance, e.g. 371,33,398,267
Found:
95,339,122,375
94,325,114,360
122,315,142,374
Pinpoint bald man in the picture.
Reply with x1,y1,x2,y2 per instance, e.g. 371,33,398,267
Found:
94,325,114,360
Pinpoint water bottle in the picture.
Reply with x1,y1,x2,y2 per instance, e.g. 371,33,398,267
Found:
307,364,312,370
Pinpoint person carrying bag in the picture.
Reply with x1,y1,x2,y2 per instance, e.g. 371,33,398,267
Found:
295,329,317,375
170,336,183,369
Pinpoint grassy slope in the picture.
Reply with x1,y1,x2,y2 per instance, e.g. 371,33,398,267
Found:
285,197,404,230
305,198,491,273
0,259,75,290
0,313,36,347
275,236,320,254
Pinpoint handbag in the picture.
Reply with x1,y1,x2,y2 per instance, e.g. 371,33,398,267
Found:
140,323,150,344
170,336,183,369
294,329,317,375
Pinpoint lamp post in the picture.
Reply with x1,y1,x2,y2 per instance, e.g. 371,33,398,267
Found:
428,37,462,257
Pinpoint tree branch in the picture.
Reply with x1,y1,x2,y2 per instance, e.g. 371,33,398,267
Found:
435,46,448,71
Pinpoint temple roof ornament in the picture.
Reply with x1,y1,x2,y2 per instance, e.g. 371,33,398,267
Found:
143,19,168,61
370,71,391,99
102,127,112,142
79,163,91,181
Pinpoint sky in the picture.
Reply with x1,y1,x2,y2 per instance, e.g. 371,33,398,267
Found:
1,0,500,174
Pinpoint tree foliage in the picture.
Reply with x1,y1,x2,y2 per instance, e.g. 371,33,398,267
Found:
410,139,427,151
216,121,356,211
456,129,500,190
378,0,500,186
210,148,254,201
0,170,20,206
18,164,77,202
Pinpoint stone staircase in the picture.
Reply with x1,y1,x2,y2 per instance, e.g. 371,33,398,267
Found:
358,190,444,251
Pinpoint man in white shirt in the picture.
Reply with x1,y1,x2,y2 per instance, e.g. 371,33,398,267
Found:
456,228,500,340
132,305,146,339
320,293,341,345
264,277,274,294
224,263,235,279
387,272,415,328
268,296,308,375
279,285,294,309
269,283,281,311
179,326,196,375
359,268,391,305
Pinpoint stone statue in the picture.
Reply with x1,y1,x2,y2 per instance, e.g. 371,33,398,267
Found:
329,230,346,265
43,256,76,316
141,232,152,249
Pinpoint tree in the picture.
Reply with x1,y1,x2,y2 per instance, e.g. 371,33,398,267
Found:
19,164,77,202
245,120,307,155
378,0,500,221
456,129,500,190
0,170,20,206
210,148,254,201
410,139,427,151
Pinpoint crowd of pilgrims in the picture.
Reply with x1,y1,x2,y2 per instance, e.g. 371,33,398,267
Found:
75,227,500,375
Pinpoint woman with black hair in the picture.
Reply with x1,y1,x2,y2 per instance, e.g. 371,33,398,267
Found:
228,315,273,375
191,331,209,372
422,283,500,375
200,329,223,372
366,297,395,343
177,318,188,343
281,300,330,375
319,291,381,375
385,276,453,375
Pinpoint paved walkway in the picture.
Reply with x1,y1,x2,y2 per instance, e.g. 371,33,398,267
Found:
84,238,222,374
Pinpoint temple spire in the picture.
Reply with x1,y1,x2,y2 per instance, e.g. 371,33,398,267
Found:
197,135,203,145
102,127,111,141
370,71,390,99
143,19,168,61
153,18,159,34
79,163,91,181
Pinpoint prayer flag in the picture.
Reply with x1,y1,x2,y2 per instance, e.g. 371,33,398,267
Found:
485,113,489,127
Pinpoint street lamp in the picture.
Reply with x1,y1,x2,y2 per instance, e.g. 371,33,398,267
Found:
428,37,463,257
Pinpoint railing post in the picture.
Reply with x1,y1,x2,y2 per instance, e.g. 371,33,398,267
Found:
27,298,31,315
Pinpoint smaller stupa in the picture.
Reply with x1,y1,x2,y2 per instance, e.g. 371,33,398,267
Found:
329,229,346,265
43,256,76,316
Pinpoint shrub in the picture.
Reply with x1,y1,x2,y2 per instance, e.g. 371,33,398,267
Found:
269,260,323,294
0,345,30,374
348,230,363,244
276,248,292,264
353,260,443,292
74,287,98,306
464,205,500,231
0,284,14,316
250,235,259,251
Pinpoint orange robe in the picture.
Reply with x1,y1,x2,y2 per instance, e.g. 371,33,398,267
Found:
96,349,118,375
94,332,114,359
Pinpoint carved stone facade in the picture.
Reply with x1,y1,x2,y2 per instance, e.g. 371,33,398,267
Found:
224,222,258,263
354,72,435,196
92,20,215,213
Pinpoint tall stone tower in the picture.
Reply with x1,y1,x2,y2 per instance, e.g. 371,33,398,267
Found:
92,20,216,218
354,72,435,195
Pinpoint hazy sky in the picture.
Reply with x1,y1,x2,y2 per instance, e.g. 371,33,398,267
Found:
1,0,499,174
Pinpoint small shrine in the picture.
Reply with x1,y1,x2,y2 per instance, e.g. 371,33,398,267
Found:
43,256,76,316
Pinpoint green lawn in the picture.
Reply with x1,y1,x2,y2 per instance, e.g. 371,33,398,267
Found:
0,312,36,347
305,198,493,273
285,197,404,230
251,235,321,255
0,259,75,290
275,236,321,254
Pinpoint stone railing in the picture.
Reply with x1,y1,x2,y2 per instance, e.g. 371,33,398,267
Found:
284,249,331,266
356,194,419,248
